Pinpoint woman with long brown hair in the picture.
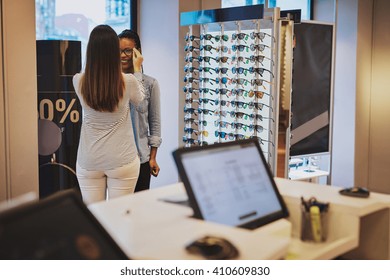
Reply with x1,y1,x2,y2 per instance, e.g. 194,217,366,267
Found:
73,24,145,204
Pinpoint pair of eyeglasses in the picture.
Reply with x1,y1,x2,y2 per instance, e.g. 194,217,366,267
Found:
214,67,229,74
214,99,229,107
231,67,249,76
214,120,231,128
249,124,266,133
183,87,199,94
250,32,272,41
184,45,200,52
184,127,209,137
232,44,249,52
231,122,248,131
185,34,200,42
120,48,133,57
214,110,229,117
249,55,273,65
199,77,217,85
198,56,218,64
248,102,273,111
198,66,216,74
185,118,208,126
231,55,250,64
215,131,235,140
184,76,199,83
216,56,229,63
200,34,229,42
184,65,199,73
251,136,275,147
200,45,218,53
230,101,250,109
185,56,200,63
183,136,196,144
251,78,272,89
229,111,251,119
183,107,197,115
232,33,249,41
199,88,217,95
217,46,229,53
231,88,248,97
248,67,274,77
231,77,250,86
249,114,274,122
248,90,269,99
198,108,214,115
250,44,269,52
216,88,231,96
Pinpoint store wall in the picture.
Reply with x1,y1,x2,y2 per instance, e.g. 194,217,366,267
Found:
356,0,390,193
0,0,39,201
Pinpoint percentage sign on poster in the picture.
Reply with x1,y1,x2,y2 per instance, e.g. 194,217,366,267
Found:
39,98,80,123
55,98,79,123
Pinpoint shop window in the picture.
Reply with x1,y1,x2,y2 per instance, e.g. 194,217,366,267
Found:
36,0,136,64
222,0,311,20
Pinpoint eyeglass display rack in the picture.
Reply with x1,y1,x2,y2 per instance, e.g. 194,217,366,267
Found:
180,4,294,175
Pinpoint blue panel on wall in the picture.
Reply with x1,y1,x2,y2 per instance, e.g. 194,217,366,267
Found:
180,5,264,26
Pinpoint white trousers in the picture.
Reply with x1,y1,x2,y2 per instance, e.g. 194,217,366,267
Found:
76,157,140,205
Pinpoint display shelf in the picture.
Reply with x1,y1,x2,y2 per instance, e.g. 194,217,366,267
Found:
180,5,293,175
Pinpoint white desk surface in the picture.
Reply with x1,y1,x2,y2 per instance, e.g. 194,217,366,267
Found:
288,169,329,181
88,183,291,260
89,178,390,260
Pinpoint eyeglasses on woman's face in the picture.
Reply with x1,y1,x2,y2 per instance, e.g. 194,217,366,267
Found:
120,48,133,57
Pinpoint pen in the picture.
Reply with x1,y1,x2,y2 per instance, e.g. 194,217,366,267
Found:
310,205,322,242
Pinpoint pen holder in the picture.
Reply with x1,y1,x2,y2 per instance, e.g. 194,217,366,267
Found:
300,198,329,243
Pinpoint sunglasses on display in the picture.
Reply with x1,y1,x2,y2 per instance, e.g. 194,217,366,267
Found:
215,131,235,140
248,102,273,111
183,87,199,94
214,99,229,107
231,77,250,86
215,88,231,96
184,65,199,73
183,107,197,115
231,66,249,76
229,111,252,120
248,67,274,77
184,44,200,53
200,44,218,53
214,110,229,117
230,101,250,109
184,118,208,126
249,55,273,65
251,78,272,89
250,31,273,42
198,108,214,115
232,32,249,41
185,34,200,42
198,66,216,74
214,67,229,74
215,56,229,63
214,120,231,128
185,55,200,63
250,44,269,52
183,76,199,83
182,136,196,144
232,44,249,52
217,46,229,53
249,114,274,122
248,90,270,99
198,56,218,64
231,122,249,131
231,88,248,97
199,88,217,95
248,124,268,133
231,55,250,64
200,34,229,42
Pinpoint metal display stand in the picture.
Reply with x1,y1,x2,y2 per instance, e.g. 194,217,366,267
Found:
180,4,294,175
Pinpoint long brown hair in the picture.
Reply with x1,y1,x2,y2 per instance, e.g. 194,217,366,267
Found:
81,25,124,112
